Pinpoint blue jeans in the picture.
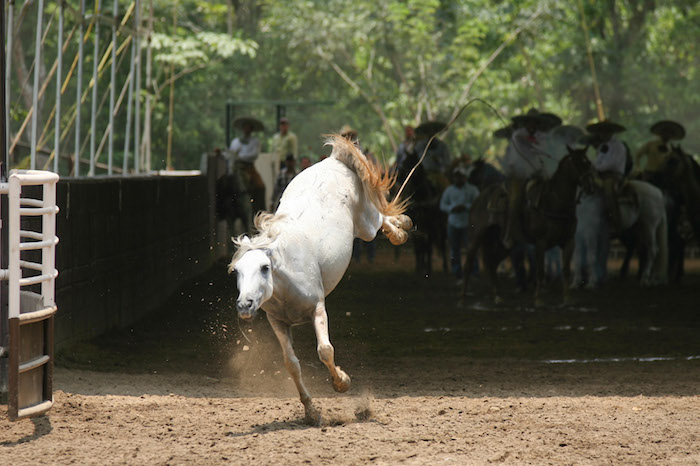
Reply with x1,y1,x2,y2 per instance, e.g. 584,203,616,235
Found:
447,225,469,279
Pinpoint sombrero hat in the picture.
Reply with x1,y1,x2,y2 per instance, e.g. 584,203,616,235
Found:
585,120,626,135
493,125,514,139
339,124,358,138
233,116,265,132
511,108,542,129
415,120,447,137
537,112,563,131
650,120,685,141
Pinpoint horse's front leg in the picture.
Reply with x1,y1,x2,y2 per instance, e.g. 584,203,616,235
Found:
533,242,546,308
266,314,320,424
313,301,351,393
561,239,574,305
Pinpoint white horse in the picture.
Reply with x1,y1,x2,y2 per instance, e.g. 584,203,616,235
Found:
572,190,610,288
228,135,412,423
572,180,667,287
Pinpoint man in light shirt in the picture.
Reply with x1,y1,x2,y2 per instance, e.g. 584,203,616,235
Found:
229,117,266,214
271,117,298,169
440,167,480,284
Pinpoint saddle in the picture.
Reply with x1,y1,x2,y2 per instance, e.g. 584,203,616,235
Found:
616,181,639,210
487,185,508,213
525,178,546,211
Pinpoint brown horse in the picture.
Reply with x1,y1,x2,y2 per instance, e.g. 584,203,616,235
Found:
461,146,594,306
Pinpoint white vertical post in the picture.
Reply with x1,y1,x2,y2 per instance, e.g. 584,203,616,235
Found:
89,0,100,176
133,0,140,174
108,0,118,175
54,1,64,174
4,0,13,164
7,174,19,320
42,180,57,307
74,0,85,176
30,0,44,171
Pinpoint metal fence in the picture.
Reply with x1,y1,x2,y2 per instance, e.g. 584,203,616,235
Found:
5,0,149,177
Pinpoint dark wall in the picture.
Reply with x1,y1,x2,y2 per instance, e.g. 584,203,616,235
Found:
53,173,223,349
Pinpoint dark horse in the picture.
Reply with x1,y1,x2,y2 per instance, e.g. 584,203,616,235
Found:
215,170,254,241
461,146,594,306
394,150,448,276
623,145,700,282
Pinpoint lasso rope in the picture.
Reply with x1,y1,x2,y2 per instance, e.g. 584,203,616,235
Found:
393,97,509,202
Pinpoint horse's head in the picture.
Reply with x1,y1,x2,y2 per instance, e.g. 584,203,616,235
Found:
229,237,274,320
564,144,596,193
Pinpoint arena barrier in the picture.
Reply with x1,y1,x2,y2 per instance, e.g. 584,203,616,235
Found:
0,170,59,420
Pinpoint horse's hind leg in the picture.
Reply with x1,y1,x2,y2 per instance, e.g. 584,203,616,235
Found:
267,314,320,424
313,301,351,394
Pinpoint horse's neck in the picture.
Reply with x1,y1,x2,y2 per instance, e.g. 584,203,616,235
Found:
682,155,700,206
542,162,579,209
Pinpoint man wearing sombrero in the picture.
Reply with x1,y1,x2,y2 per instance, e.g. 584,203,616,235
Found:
586,119,628,233
634,120,686,175
501,109,561,248
229,116,266,213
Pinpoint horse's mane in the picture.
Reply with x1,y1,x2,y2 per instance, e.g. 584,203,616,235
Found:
324,134,408,218
228,211,285,272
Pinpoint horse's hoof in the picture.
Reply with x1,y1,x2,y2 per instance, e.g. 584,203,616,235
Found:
396,214,413,231
332,369,351,393
304,406,322,426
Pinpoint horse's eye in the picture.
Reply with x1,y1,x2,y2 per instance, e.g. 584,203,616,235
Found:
261,265,270,274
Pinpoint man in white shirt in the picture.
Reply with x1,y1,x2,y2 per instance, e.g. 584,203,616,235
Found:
440,167,480,283
229,117,266,213
586,120,628,233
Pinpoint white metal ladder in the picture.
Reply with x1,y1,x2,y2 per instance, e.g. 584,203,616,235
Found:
1,169,59,420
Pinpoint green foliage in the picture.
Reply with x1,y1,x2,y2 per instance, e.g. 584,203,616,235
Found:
8,0,700,172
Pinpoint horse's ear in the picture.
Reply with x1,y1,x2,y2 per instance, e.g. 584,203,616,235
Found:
241,235,251,245
264,248,273,258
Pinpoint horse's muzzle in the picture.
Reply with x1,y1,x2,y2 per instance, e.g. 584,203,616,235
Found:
236,299,257,320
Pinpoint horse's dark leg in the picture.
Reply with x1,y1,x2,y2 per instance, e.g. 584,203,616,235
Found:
483,236,503,303
461,229,484,302
618,233,635,280
533,241,546,308
561,239,575,305
266,314,319,424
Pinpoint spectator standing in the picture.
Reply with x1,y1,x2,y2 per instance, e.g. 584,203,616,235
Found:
395,125,415,170
271,117,298,168
440,167,480,284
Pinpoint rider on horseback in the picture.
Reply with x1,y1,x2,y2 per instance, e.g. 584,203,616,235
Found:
586,120,628,235
634,120,686,176
413,121,452,191
229,117,266,213
501,109,560,248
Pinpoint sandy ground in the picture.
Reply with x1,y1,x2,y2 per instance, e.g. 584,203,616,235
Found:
2,244,700,464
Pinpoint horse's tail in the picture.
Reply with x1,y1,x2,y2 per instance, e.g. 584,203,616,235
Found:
325,134,409,219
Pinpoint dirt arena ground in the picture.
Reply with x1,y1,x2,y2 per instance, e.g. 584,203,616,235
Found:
2,241,700,465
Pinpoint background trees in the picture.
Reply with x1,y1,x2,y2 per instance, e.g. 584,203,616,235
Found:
7,0,699,171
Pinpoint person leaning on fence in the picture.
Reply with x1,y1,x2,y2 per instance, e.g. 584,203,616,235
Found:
271,153,298,211
440,166,480,284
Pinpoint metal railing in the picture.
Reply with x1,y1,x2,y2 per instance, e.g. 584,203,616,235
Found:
1,169,59,420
